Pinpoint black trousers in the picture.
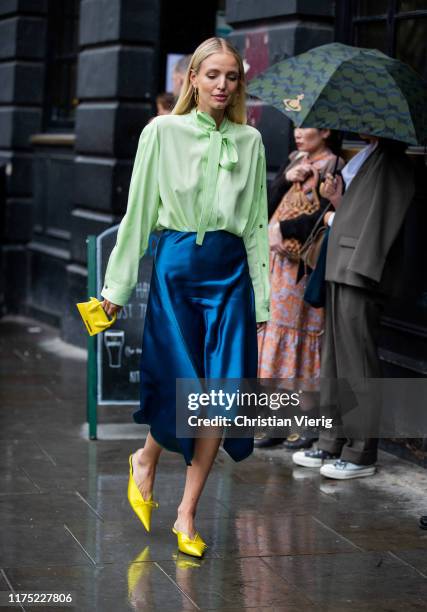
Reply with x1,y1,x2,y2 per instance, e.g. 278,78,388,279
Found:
317,282,384,465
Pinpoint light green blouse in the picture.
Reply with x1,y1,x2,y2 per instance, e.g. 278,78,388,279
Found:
101,108,270,322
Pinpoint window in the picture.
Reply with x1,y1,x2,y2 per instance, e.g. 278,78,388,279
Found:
338,0,427,79
395,16,427,80
336,0,427,351
43,0,80,131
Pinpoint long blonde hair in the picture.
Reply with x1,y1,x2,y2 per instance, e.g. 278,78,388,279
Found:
172,37,247,125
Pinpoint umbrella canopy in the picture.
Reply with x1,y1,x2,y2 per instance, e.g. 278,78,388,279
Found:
247,43,427,145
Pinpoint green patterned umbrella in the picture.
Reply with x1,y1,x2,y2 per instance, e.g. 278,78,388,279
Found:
247,43,427,145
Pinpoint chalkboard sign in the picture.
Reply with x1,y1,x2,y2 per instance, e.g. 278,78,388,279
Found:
96,225,159,404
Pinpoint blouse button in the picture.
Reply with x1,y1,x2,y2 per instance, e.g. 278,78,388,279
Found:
259,224,263,228
262,263,266,267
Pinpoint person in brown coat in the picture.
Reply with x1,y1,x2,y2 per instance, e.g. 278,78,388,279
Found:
293,137,415,479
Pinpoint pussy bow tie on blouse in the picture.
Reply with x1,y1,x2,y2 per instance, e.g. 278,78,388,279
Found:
192,109,238,245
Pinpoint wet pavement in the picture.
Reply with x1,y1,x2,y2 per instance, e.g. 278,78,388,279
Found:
1,315,427,611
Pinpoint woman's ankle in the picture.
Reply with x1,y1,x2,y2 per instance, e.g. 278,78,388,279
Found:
174,516,196,538
176,506,195,520
134,448,156,472
175,508,196,533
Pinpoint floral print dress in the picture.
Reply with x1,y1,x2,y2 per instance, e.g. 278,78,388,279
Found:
257,151,339,388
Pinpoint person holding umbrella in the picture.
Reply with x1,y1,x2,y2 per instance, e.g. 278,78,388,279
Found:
293,133,414,478
248,43,425,479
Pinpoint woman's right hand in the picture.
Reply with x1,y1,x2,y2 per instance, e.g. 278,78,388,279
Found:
101,299,122,317
285,163,312,183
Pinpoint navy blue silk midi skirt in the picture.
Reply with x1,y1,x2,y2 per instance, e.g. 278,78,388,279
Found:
133,229,257,465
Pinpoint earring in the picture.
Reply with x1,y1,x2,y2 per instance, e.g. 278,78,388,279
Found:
193,87,199,106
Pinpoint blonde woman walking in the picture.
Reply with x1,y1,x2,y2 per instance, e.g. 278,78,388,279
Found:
101,37,269,557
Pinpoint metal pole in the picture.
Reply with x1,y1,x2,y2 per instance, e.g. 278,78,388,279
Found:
86,235,98,440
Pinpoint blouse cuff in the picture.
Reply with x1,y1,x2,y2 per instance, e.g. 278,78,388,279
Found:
101,280,133,307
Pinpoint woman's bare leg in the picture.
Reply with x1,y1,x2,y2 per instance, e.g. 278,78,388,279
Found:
174,434,222,537
131,431,163,500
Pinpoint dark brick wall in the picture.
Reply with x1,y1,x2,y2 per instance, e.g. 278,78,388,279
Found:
0,0,46,315
66,0,161,346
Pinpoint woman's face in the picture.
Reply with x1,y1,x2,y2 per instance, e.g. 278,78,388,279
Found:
190,52,240,115
294,128,329,153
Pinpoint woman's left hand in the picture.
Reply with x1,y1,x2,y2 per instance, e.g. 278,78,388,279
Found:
101,299,122,317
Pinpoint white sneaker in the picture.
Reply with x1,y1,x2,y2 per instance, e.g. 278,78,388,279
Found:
292,448,338,468
320,460,376,480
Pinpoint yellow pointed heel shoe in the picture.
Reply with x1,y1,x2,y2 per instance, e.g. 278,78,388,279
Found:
128,454,159,532
172,527,208,558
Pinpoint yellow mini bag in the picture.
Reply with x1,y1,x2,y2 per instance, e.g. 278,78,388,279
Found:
76,297,117,336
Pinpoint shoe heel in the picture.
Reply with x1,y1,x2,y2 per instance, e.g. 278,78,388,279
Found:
128,453,158,532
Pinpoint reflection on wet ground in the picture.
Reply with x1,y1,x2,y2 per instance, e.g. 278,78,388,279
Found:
1,317,427,611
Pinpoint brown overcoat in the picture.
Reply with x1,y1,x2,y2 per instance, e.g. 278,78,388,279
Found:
325,144,415,296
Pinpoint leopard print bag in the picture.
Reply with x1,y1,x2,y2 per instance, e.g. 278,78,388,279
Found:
270,180,321,261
